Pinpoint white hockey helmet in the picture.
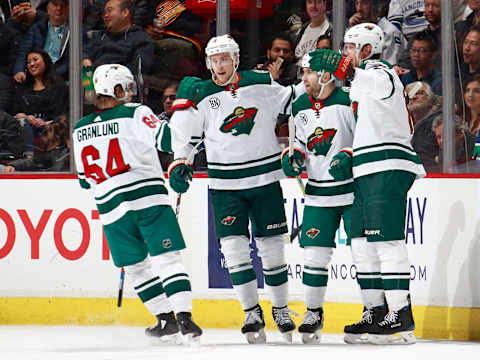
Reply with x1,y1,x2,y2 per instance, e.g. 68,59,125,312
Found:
299,53,334,99
343,23,384,61
93,64,136,102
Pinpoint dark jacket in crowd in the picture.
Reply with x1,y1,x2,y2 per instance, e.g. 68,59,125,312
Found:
0,73,13,112
411,110,441,170
12,78,69,121
83,24,154,75
0,110,23,157
13,18,70,80
0,21,21,75
8,145,69,171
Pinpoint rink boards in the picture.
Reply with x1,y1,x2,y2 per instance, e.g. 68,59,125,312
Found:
0,175,479,340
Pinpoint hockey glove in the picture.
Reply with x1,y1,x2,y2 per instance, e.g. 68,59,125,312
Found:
168,159,194,194
328,148,353,181
473,143,480,159
281,147,305,177
308,49,354,81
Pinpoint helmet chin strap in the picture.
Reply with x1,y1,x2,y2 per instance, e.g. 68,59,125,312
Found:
211,56,239,86
313,71,335,99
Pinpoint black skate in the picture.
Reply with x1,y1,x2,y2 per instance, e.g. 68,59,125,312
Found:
298,308,324,344
368,305,416,345
344,305,387,344
272,306,297,343
145,312,181,344
176,312,202,345
241,304,266,344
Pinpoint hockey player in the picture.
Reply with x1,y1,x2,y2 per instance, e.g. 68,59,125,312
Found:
309,23,426,345
281,54,355,344
167,34,305,344
72,64,202,344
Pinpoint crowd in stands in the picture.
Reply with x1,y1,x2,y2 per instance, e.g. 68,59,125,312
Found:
0,0,479,173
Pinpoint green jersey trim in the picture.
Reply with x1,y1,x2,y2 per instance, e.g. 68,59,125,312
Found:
352,149,422,167
292,87,350,116
207,159,281,179
208,152,280,167
95,177,165,201
354,142,415,153
305,182,354,196
74,103,140,130
96,184,168,215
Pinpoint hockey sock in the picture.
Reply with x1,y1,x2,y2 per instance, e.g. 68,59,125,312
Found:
150,251,192,313
376,240,411,311
303,246,333,309
351,237,385,308
256,235,289,308
124,258,172,316
220,236,259,310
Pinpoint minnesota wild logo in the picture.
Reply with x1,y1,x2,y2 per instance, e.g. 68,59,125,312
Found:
305,228,320,239
220,107,257,136
307,126,337,156
221,216,236,226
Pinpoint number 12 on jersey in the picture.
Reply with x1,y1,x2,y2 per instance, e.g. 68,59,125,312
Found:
81,138,131,184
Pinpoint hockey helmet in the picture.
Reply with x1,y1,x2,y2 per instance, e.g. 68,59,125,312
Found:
93,64,136,102
205,34,240,69
343,23,384,61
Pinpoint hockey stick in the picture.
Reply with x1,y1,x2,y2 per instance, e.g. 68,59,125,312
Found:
288,116,305,242
117,267,125,307
175,140,204,217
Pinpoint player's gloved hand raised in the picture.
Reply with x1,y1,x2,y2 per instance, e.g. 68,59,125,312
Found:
178,76,202,101
328,148,353,181
168,159,194,193
308,49,354,81
281,147,305,177
473,144,480,159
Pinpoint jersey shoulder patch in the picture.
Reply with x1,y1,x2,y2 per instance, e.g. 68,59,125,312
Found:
292,93,312,117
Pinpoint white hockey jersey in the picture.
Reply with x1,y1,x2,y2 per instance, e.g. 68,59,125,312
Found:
293,88,356,207
73,103,172,225
387,0,428,39
170,70,304,190
349,60,425,179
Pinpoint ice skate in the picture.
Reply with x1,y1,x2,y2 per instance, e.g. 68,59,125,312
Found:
368,305,416,345
272,306,297,343
241,304,266,344
298,308,323,344
176,312,202,345
344,305,387,344
145,312,181,344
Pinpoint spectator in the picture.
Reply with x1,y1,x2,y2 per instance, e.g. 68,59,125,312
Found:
83,0,149,32
157,81,177,122
387,0,429,41
315,32,331,49
0,0,46,23
257,33,299,86
458,26,480,84
408,81,441,170
13,0,69,83
347,0,376,27
294,0,332,63
0,19,19,75
12,49,68,157
0,110,24,160
401,31,442,95
432,113,475,170
82,0,154,77
455,0,480,47
462,74,480,136
1,114,70,172
146,0,204,80
424,0,441,49
0,72,13,112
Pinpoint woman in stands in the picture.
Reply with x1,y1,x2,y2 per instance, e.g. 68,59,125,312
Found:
12,48,68,158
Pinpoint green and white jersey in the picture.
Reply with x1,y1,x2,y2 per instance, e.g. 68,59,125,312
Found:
293,88,356,207
73,103,172,225
349,60,426,179
170,70,304,190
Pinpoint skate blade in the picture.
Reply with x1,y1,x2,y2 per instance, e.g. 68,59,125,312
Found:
181,333,202,347
245,328,267,344
281,330,294,343
344,333,369,344
147,333,182,345
368,331,416,345
301,331,321,344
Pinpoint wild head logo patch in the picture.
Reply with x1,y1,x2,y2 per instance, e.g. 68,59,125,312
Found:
307,127,337,156
221,216,236,226
306,228,320,239
220,107,257,135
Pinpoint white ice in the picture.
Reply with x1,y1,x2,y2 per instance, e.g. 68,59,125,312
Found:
1,326,479,360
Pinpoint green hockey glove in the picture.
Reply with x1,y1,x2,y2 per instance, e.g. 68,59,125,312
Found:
328,148,353,181
308,49,354,81
168,159,194,193
473,143,480,159
281,147,305,177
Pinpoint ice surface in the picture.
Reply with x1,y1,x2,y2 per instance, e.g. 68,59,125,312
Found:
1,326,479,360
